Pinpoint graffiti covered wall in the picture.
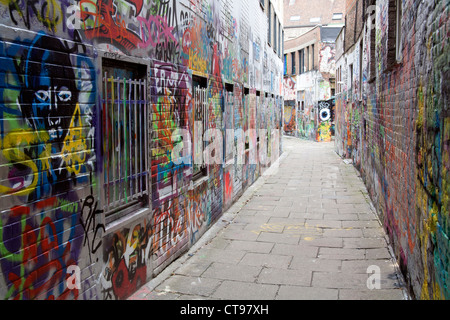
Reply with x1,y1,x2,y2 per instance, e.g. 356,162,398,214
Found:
335,0,449,299
316,99,334,142
288,42,336,141
283,76,296,136
0,0,284,300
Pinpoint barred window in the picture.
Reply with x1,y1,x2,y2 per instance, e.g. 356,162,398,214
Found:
101,59,150,224
193,76,208,180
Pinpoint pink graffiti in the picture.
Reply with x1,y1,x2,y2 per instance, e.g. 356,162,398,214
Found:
137,15,178,49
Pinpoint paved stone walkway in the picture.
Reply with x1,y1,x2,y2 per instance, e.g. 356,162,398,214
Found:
129,136,408,300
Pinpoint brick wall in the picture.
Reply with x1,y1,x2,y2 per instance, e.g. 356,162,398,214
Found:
335,0,450,299
0,0,284,300
284,0,346,29
285,26,321,76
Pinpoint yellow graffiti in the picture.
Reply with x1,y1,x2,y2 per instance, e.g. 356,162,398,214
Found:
416,81,447,300
0,0,63,32
419,205,443,300
189,48,208,74
0,130,50,196
61,104,88,175
317,121,332,142
0,105,87,196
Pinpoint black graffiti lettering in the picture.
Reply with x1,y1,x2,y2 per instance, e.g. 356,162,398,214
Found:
80,195,105,261
155,40,179,63
7,0,61,31
65,30,87,54
104,51,124,60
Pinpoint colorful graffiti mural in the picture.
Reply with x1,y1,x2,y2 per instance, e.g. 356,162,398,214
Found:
319,43,336,77
335,0,449,300
101,221,150,300
0,0,284,300
283,76,296,101
316,99,334,142
284,105,296,135
0,31,96,300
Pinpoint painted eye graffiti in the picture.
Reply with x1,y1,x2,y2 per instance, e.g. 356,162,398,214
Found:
58,91,72,102
320,108,331,122
34,89,72,103
35,90,51,103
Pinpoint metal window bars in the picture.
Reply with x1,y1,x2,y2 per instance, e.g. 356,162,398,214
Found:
193,86,208,178
224,89,234,163
102,73,149,216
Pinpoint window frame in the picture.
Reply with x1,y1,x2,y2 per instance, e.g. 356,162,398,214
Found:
291,52,296,75
99,55,151,230
306,46,310,71
192,75,208,181
284,54,288,75
268,3,272,46
349,63,354,94
395,0,402,62
332,13,343,20
274,14,277,53
299,49,304,74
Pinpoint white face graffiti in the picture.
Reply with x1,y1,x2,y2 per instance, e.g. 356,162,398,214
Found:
32,86,73,141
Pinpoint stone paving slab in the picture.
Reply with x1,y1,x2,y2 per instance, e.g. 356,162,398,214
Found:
225,240,275,253
338,289,406,300
276,286,339,300
289,257,342,272
311,272,369,289
258,268,313,286
128,137,409,301
211,281,279,300
202,262,262,282
154,275,221,297
239,252,293,269
271,243,319,257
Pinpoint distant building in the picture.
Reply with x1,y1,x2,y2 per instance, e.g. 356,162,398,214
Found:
284,0,346,39
282,0,345,141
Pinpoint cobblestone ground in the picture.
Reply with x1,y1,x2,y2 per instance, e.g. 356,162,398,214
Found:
129,136,409,300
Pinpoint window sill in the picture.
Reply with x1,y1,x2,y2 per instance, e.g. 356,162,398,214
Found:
104,207,151,235
193,174,209,188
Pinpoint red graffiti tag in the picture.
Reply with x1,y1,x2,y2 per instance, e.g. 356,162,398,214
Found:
5,198,79,300
80,0,142,54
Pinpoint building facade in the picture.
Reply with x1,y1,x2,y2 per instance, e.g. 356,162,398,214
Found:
335,0,449,299
282,0,344,141
283,26,342,141
0,0,284,300
283,0,345,40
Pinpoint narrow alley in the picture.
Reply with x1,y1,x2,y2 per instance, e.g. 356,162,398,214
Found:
129,136,408,300
0,0,448,303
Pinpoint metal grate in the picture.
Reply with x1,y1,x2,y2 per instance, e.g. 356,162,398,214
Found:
224,90,234,162
102,73,149,217
193,86,208,178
